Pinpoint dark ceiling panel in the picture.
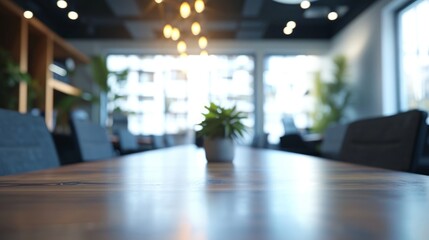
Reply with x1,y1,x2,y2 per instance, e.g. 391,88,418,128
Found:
11,0,379,40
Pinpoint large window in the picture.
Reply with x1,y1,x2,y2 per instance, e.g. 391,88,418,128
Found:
263,55,321,144
398,0,429,112
106,54,254,142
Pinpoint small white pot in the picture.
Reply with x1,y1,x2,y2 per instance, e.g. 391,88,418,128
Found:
203,138,235,162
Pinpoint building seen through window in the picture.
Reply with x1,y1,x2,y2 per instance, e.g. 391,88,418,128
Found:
106,54,254,143
398,0,429,114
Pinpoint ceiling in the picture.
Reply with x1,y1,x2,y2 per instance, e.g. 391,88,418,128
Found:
12,0,378,40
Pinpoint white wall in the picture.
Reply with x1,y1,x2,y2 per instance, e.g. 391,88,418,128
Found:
328,0,408,120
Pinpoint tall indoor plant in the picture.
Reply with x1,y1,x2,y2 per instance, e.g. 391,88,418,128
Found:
197,102,247,162
90,55,128,125
311,55,351,133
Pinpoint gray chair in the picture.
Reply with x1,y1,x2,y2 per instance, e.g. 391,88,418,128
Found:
116,128,152,154
339,109,427,172
0,109,60,176
319,123,348,160
70,118,116,161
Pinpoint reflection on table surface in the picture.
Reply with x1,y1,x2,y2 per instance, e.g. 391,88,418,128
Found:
1,145,429,239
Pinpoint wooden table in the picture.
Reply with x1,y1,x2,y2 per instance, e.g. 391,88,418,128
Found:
1,145,429,239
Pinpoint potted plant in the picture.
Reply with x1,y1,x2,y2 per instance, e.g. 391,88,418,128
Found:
311,55,351,134
197,102,247,162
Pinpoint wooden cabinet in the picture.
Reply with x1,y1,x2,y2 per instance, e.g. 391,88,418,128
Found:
0,0,89,130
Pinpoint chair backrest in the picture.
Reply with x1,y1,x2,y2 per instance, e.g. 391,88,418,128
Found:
117,128,139,153
0,109,60,176
279,133,318,155
338,109,427,172
151,135,166,149
319,123,348,160
70,118,116,161
281,114,300,134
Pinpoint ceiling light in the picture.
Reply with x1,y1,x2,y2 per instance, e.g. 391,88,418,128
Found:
57,0,68,9
177,41,187,53
286,21,296,29
180,2,191,19
328,11,338,21
200,50,208,56
23,10,33,19
171,28,181,41
154,0,163,3
191,22,201,35
300,1,311,9
198,36,208,49
163,24,172,38
68,11,78,20
283,27,293,35
195,0,205,13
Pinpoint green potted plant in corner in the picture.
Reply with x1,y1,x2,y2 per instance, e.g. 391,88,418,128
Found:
197,102,247,162
311,55,351,134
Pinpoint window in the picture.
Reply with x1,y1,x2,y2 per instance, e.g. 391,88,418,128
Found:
106,54,255,142
398,0,429,112
263,55,321,144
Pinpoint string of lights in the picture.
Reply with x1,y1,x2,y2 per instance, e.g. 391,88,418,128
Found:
156,0,208,56
23,0,79,21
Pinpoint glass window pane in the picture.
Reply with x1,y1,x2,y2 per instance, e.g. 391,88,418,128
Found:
263,55,321,144
398,0,429,113
106,54,255,143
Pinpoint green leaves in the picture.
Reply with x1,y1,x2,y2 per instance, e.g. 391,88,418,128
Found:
312,55,351,133
197,102,247,140
0,48,34,109
90,55,129,93
90,55,110,92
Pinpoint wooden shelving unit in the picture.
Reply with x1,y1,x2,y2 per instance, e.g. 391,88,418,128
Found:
0,0,89,130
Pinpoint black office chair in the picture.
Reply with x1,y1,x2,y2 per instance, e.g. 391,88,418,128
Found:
338,109,427,172
279,114,319,155
70,118,116,162
0,108,60,176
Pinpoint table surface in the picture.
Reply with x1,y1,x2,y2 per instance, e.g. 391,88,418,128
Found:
1,145,429,240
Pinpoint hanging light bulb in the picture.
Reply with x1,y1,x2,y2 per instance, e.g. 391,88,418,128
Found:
23,10,33,19
171,28,180,41
163,24,173,38
195,0,205,13
200,50,208,56
177,41,187,53
57,0,68,9
191,22,201,35
68,11,78,20
283,27,293,35
300,1,310,9
286,21,296,29
328,11,338,21
198,36,208,49
180,2,191,19
154,0,163,3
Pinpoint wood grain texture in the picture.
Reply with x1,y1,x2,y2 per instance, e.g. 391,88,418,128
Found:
1,145,429,240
